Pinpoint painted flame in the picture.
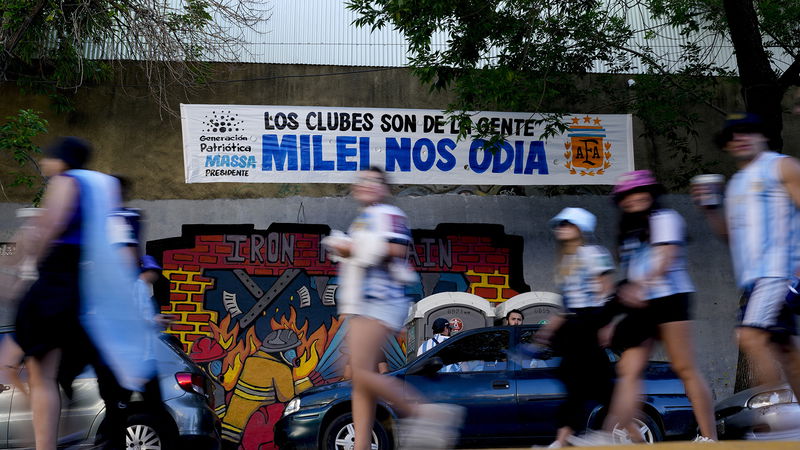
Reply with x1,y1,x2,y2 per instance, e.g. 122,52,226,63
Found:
271,307,346,382
207,314,262,391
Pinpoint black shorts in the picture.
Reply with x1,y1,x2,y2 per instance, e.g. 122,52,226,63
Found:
611,293,691,352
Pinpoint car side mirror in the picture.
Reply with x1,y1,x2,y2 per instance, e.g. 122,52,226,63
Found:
407,356,444,376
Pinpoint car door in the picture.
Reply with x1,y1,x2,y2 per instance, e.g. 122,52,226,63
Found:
8,365,104,448
402,329,518,442
513,327,567,439
0,332,16,448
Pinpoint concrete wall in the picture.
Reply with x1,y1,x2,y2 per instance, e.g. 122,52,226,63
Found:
2,63,800,204
0,193,741,400
2,63,779,444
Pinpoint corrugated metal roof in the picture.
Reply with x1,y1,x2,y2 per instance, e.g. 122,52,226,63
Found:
85,0,793,75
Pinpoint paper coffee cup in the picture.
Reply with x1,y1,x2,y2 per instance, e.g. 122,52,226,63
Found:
691,174,725,207
16,207,41,219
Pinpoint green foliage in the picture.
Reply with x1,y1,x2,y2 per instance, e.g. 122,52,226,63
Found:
349,0,634,128
348,0,800,187
0,109,48,204
0,0,263,112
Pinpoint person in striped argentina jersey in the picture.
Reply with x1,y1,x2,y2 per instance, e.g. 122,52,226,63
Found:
598,171,717,444
696,113,800,432
535,207,616,448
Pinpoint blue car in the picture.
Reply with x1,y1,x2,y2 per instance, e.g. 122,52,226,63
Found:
274,325,697,449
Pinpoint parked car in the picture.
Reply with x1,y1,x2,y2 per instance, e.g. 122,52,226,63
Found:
0,329,221,449
274,325,697,449
715,383,800,440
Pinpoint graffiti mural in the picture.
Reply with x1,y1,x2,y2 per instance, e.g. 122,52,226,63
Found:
146,223,528,449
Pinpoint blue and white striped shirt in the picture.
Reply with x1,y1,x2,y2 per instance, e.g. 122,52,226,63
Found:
348,203,411,302
417,334,460,372
557,245,615,310
726,151,800,288
619,209,694,299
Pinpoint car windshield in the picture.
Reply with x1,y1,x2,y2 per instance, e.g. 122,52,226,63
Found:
422,329,511,374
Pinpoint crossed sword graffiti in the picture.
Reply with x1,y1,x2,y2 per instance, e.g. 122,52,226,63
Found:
224,268,302,329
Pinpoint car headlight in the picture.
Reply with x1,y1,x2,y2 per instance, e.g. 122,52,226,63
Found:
747,389,797,409
284,397,301,416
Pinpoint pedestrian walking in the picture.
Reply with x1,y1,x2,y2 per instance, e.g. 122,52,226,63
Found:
593,170,717,444
323,167,464,450
536,208,616,448
13,137,154,449
695,113,800,426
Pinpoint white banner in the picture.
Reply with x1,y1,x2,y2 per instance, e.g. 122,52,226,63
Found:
180,104,634,185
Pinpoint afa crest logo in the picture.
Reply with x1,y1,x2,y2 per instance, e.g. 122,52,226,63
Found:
563,116,612,176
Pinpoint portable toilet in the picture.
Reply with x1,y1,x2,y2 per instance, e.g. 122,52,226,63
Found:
494,291,563,325
405,292,495,362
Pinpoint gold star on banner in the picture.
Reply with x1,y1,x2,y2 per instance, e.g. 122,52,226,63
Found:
593,117,602,125
583,115,592,123
571,117,580,124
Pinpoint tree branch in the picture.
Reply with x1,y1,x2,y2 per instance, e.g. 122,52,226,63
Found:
612,43,728,115
3,0,48,56
778,55,800,89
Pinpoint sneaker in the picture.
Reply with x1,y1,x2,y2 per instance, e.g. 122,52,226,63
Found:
546,441,564,448
693,435,716,442
398,403,466,449
567,430,618,447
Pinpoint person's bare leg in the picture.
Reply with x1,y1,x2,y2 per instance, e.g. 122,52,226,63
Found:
660,321,717,440
27,349,61,450
553,425,573,446
347,317,381,450
738,327,784,386
347,317,421,450
604,341,652,442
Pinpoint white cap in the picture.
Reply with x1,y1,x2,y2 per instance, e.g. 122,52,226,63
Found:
549,207,596,234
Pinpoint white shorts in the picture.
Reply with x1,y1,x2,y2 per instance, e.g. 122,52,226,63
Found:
341,296,410,332
740,278,796,335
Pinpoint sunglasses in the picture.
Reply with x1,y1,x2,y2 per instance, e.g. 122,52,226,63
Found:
553,220,573,228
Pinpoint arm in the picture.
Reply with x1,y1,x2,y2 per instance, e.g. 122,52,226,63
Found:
597,271,615,298
24,176,78,262
701,209,728,242
618,244,677,308
780,157,800,277
328,240,405,261
690,184,728,241
780,157,800,209
645,244,678,281
535,313,565,345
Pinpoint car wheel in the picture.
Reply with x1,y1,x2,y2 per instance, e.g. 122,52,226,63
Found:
323,412,392,450
610,414,663,444
126,413,174,450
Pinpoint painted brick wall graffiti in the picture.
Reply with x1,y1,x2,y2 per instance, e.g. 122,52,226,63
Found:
146,223,528,449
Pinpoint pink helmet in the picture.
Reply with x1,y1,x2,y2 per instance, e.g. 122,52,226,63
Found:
612,170,663,203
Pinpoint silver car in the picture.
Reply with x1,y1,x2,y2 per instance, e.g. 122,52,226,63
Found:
0,330,221,449
715,383,800,440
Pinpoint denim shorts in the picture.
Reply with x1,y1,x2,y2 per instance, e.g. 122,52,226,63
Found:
339,294,410,332
357,295,411,331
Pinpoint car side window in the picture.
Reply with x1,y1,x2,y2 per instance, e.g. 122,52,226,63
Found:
434,330,509,373
518,330,561,369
